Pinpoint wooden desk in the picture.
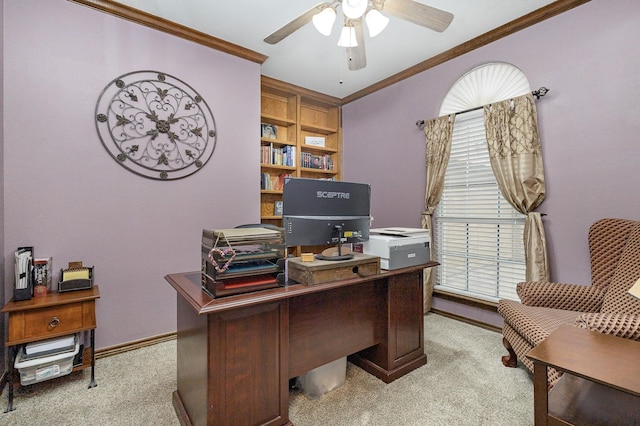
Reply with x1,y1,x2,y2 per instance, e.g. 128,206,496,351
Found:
526,325,640,426
166,263,437,426
1,286,100,412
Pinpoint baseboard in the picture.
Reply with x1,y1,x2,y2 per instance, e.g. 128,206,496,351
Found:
96,331,177,359
429,309,501,333
433,289,499,310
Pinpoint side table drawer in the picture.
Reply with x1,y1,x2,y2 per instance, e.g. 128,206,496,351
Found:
8,301,96,343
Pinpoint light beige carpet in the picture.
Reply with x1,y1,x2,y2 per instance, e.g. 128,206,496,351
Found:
289,313,533,425
1,313,533,425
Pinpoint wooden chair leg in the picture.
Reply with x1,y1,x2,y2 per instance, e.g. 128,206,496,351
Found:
501,336,518,368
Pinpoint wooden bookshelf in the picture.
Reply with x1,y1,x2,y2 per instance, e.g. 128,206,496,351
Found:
260,76,342,227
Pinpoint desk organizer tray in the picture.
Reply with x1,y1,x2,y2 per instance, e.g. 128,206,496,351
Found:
202,272,283,298
201,227,286,298
201,258,285,298
58,266,94,292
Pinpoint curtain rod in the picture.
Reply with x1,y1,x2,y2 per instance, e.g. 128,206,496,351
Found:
415,87,549,129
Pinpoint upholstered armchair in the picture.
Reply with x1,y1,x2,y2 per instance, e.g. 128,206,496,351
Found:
498,218,640,388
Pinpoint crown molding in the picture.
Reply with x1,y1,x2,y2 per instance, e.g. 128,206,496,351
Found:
66,0,267,64
341,0,591,104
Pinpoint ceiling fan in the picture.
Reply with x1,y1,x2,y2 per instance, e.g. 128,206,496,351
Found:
264,0,454,71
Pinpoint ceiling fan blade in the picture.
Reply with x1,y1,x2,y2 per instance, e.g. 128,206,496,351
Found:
264,2,332,44
383,0,454,33
348,18,366,70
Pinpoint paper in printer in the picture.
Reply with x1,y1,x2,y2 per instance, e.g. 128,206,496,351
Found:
363,227,430,270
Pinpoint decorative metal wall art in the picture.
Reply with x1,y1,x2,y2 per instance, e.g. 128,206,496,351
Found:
95,71,217,180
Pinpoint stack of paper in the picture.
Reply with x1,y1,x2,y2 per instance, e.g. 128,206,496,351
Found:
203,227,281,245
23,334,77,360
62,268,90,281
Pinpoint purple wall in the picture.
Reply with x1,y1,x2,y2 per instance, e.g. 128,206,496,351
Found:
3,1,261,348
343,0,640,325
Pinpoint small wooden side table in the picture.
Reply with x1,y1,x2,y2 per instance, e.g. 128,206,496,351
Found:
526,324,640,425
1,286,100,412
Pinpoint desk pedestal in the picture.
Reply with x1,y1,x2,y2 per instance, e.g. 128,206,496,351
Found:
167,264,433,426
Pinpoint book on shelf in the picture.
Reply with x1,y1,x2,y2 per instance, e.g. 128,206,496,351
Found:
288,145,296,167
261,144,296,167
261,172,292,191
301,152,333,170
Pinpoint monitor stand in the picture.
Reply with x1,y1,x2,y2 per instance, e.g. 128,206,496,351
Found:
315,225,354,261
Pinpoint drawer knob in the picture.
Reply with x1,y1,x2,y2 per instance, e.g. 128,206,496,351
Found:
49,317,60,328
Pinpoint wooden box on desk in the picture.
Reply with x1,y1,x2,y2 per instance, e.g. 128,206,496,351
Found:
287,253,380,285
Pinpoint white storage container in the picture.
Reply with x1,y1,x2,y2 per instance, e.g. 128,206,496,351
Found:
15,339,80,386
297,357,347,399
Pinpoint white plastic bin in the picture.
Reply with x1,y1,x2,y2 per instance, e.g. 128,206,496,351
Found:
297,357,347,399
15,339,80,386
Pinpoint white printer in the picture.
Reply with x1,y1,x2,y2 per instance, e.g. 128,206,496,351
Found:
363,227,430,270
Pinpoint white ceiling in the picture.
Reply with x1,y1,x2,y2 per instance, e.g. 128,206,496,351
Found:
113,0,558,99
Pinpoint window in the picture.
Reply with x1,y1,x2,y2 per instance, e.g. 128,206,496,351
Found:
433,109,525,302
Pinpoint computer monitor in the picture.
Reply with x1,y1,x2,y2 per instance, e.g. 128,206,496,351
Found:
282,178,371,260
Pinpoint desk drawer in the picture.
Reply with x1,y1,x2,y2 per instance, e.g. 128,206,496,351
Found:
8,301,96,343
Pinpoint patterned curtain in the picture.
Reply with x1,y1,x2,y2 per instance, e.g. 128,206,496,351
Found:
483,93,549,281
421,114,455,312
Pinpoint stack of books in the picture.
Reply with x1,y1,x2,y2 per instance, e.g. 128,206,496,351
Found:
301,152,333,170
201,227,286,298
261,172,292,191
261,143,296,167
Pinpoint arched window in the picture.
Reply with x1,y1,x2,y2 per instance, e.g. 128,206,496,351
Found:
434,62,530,302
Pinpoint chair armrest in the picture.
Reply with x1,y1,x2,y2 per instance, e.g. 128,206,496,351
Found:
575,313,640,341
516,281,605,312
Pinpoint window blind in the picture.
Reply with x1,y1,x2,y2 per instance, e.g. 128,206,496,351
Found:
434,109,525,302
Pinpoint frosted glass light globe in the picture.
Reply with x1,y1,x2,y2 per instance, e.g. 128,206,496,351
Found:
342,0,367,20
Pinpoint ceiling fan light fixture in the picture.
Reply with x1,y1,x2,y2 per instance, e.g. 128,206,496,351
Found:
312,7,336,36
337,25,358,47
341,0,368,20
365,9,389,37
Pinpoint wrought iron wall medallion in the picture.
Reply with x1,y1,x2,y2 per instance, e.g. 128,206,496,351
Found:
95,71,217,180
